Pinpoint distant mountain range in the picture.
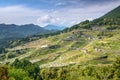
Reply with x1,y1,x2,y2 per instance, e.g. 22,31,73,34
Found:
0,24,66,41
0,24,51,47
0,24,49,40
44,25,66,30
0,23,66,48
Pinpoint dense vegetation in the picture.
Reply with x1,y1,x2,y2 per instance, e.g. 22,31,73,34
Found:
41,57,120,80
0,56,120,80
9,59,42,80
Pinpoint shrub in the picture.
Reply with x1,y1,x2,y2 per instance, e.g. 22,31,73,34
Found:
0,66,8,80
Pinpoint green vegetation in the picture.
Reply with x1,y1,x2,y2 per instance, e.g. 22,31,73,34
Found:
10,59,42,80
102,6,120,18
0,65,8,80
0,56,120,80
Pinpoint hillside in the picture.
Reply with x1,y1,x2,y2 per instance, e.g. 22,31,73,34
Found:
0,24,49,39
62,6,120,32
102,6,120,18
0,6,120,80
0,24,51,50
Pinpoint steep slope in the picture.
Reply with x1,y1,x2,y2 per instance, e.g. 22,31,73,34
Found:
64,6,120,32
102,6,120,18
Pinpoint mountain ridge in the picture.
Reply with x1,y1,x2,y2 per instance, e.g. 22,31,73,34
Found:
102,6,120,18
0,23,50,41
44,24,66,30
0,23,50,48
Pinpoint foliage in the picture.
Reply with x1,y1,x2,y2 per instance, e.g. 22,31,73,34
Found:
0,65,8,80
11,59,42,80
8,68,32,80
40,57,120,80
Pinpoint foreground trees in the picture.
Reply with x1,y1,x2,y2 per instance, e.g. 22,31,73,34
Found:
11,59,42,80
0,57,120,80
41,57,120,80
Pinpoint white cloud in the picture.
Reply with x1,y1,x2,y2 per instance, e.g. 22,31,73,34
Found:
0,5,64,27
37,15,61,26
0,0,120,27
0,5,48,26
55,2,66,6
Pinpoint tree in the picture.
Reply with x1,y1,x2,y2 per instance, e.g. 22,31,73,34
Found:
12,59,42,80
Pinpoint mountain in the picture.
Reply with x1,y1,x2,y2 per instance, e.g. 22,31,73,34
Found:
63,6,120,32
44,25,66,30
0,24,50,48
0,6,120,80
0,24,49,39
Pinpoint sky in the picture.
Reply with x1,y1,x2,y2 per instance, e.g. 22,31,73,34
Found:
0,0,120,27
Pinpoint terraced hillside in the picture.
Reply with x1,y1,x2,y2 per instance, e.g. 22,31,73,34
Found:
3,27,119,67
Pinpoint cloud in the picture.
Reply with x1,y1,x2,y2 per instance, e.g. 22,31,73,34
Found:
52,0,120,9
37,15,61,26
55,2,66,7
0,0,120,27
0,5,47,25
0,0,120,10
0,5,66,27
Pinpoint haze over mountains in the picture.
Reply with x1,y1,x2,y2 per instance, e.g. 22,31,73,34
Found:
44,25,66,30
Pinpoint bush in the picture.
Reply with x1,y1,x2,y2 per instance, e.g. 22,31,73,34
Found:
11,59,42,80
0,66,8,80
8,68,32,80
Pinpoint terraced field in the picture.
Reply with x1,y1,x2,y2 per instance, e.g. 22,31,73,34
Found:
2,29,119,68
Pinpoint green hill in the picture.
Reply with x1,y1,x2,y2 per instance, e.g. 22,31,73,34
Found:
63,6,120,32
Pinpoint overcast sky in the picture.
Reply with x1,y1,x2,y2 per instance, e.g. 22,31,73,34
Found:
0,0,120,27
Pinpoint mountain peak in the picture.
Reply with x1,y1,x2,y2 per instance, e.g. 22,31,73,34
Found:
44,25,66,30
